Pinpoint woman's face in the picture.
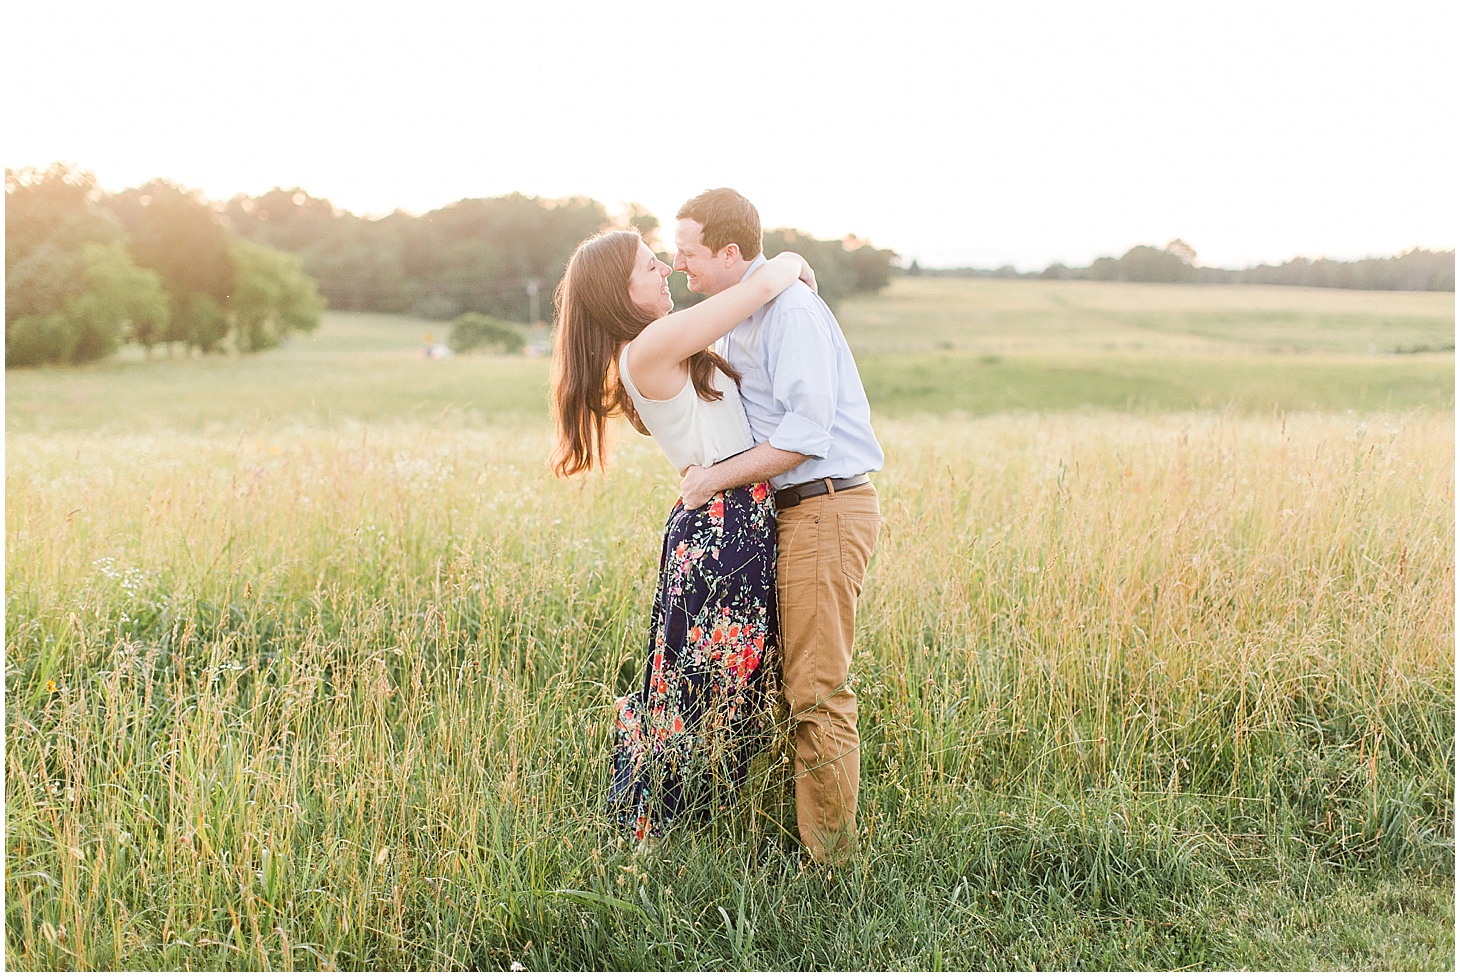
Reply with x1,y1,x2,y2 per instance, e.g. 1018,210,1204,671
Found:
626,240,673,317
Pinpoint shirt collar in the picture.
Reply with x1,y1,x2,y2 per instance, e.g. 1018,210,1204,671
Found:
738,254,768,284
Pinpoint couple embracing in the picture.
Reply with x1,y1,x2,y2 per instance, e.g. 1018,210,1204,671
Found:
550,188,882,865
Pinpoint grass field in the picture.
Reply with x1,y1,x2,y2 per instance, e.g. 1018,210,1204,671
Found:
5,278,1455,969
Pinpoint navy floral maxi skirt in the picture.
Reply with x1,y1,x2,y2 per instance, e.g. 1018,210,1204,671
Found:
609,481,779,840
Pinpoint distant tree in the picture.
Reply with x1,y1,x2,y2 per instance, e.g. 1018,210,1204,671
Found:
5,239,85,365
1123,245,1201,283
222,187,339,253
5,164,121,267
6,242,84,327
403,193,607,322
171,294,228,354
905,245,1453,292
1084,245,1201,284
625,203,660,242
109,181,234,351
5,312,74,368
70,241,170,360
762,228,856,308
1228,248,1454,291
6,164,136,358
300,238,412,312
1164,239,1197,266
843,236,898,292
5,241,168,366
226,238,325,352
448,312,524,354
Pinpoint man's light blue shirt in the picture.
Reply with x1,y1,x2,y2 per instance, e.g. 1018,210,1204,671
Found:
716,255,884,490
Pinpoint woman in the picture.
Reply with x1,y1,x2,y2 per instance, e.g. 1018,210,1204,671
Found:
550,229,815,842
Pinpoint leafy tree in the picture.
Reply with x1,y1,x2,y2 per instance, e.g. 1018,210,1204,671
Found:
762,228,856,308
405,193,607,321
1084,246,1199,284
841,235,898,292
5,313,74,368
110,181,234,343
1229,248,1455,291
226,238,325,352
448,312,524,354
302,239,413,312
222,187,339,253
5,241,167,366
1087,256,1120,281
69,241,170,360
7,165,170,364
171,294,228,354
6,241,84,326
625,203,660,241
1165,239,1197,265
5,163,119,267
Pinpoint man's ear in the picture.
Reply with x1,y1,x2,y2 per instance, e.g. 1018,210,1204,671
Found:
721,243,741,266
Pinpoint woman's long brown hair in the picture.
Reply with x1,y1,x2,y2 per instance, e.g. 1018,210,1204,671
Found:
550,230,741,477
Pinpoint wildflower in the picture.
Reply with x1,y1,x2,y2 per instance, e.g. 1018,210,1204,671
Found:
45,679,59,694
510,963,526,972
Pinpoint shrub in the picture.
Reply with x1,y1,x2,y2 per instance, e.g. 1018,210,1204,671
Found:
448,312,524,354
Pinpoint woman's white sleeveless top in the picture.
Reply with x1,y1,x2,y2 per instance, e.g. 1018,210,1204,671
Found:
618,343,754,472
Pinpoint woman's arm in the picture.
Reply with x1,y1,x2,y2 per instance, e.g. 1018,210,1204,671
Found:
631,252,815,369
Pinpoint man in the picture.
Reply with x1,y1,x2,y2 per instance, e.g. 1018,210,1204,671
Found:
673,188,883,864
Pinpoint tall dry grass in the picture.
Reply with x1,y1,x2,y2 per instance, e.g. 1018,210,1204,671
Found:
5,409,1453,968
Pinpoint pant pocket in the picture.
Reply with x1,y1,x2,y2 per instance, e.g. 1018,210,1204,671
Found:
836,513,881,592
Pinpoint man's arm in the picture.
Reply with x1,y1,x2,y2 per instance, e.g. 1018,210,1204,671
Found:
680,443,807,509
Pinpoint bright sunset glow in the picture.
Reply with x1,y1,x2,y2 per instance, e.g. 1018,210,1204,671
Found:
5,0,1454,270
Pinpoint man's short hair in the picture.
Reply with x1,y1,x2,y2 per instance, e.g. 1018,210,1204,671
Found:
676,188,762,260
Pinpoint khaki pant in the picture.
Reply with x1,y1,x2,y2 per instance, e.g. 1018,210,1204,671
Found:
775,482,881,863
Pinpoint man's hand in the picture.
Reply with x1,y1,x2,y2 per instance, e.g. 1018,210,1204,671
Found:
678,444,809,509
679,465,718,509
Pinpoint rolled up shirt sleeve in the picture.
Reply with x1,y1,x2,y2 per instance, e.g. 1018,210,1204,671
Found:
763,310,839,459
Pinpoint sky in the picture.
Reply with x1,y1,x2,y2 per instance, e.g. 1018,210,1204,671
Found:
4,0,1455,271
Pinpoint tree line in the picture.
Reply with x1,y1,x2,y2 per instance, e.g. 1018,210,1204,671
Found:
220,189,896,321
6,164,900,368
912,240,1455,291
6,165,324,367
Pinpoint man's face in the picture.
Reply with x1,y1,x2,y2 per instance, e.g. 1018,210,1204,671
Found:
673,218,739,296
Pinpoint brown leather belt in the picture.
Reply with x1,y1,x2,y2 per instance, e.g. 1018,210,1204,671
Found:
773,474,870,510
